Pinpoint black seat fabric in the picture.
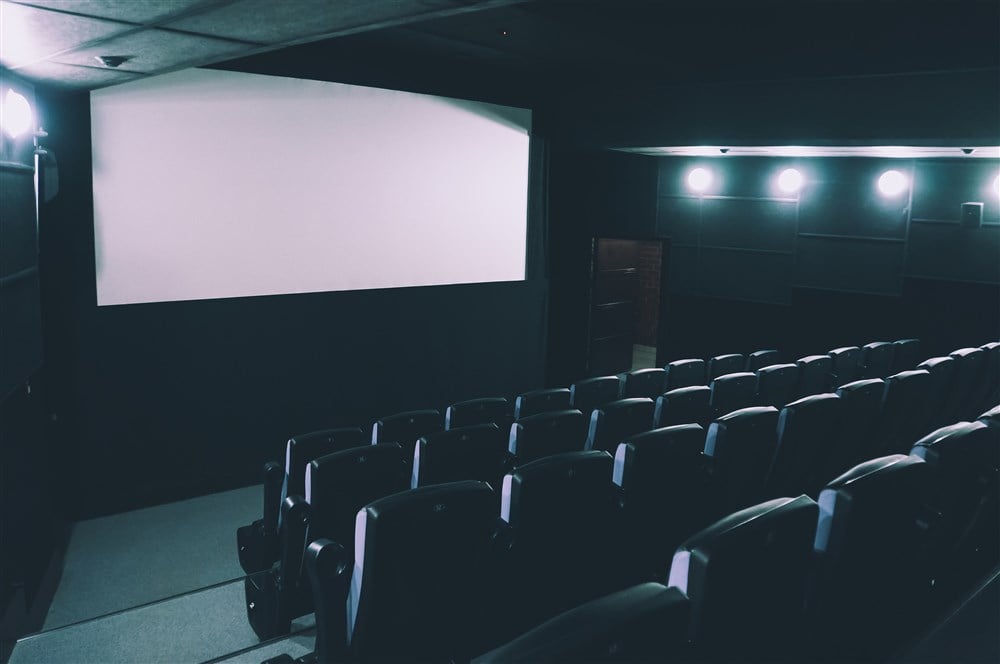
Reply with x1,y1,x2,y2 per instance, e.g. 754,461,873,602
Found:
810,455,930,660
708,372,757,420
654,386,711,428
796,355,833,398
746,349,780,372
756,363,799,408
514,388,572,419
508,409,588,466
445,397,511,431
872,369,933,456
917,357,957,430
704,406,780,515
412,424,508,490
891,338,921,374
667,495,818,662
371,409,442,445
613,424,711,583
618,368,666,399
766,393,843,498
585,398,655,453
828,346,861,386
860,341,895,379
664,358,706,390
570,376,621,415
708,353,746,380
980,342,1000,409
980,404,1000,428
949,347,990,421
471,583,690,664
284,428,368,500
834,379,886,469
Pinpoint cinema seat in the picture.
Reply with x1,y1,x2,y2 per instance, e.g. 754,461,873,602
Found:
891,338,921,373
306,481,498,663
917,356,957,429
755,363,799,408
860,341,895,379
703,406,780,514
618,367,666,399
663,358,706,391
245,443,409,640
514,387,572,419
828,345,862,386
570,376,621,415
872,369,933,456
810,455,929,661
746,349,780,372
708,353,745,380
654,385,711,428
944,347,987,422
980,342,1000,408
667,495,818,662
508,409,588,466
371,409,442,445
796,354,833,398
585,398,655,453
495,451,620,639
613,424,711,583
237,427,367,575
471,583,690,663
411,424,509,490
445,397,511,431
980,404,1000,428
708,372,757,421
834,378,886,468
766,393,843,498
959,346,995,418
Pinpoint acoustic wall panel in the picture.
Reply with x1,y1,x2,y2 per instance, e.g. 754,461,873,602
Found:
911,160,999,223
656,195,700,245
699,197,796,253
697,248,793,304
797,159,911,239
795,236,904,295
906,222,1000,283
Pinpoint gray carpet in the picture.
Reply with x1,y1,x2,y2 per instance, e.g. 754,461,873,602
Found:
44,484,261,630
10,579,315,664
212,630,316,664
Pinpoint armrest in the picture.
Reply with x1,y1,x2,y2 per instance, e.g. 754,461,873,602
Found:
262,461,284,536
305,538,351,664
278,496,311,589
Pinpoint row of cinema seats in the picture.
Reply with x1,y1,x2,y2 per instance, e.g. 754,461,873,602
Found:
267,403,999,663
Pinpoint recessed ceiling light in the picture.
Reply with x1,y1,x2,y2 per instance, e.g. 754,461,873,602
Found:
95,55,129,68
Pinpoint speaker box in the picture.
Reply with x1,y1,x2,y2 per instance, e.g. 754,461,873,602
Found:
960,202,983,228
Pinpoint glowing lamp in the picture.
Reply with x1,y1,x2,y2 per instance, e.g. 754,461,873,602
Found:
777,168,804,194
877,170,908,197
687,167,712,193
1,89,33,138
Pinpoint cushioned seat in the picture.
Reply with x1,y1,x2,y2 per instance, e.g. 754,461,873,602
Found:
371,409,442,445
412,424,509,490
834,378,886,468
765,393,843,498
445,397,511,431
570,376,621,415
703,406,780,514
979,342,1000,409
708,372,757,420
917,357,957,430
653,385,711,428
618,367,666,399
508,409,588,466
746,349,780,372
708,353,745,380
860,341,895,379
891,338,921,374
871,369,933,456
663,358,706,391
980,404,1000,428
942,347,988,423
514,388,572,419
828,346,862,386
585,398,655,453
755,363,799,408
796,355,833,398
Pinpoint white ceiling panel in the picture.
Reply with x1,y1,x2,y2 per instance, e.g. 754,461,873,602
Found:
51,29,249,73
1,1,129,67
10,0,219,25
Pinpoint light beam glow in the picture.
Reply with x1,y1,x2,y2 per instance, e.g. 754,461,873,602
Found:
687,167,713,193
877,170,908,197
1,88,32,138
776,168,804,194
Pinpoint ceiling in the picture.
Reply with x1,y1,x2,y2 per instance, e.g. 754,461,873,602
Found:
2,0,998,94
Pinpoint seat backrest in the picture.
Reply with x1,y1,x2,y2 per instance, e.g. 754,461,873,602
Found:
664,358,706,390
873,369,933,456
704,406,780,513
860,341,895,379
796,354,833,398
708,353,746,380
766,393,843,497
348,481,499,662
834,378,886,469
891,338,921,374
569,376,621,415
708,372,757,420
654,385,711,428
980,403,1000,428
508,409,588,466
618,367,666,399
585,398,655,453
371,409,442,445
947,347,989,421
471,583,690,664
917,357,957,429
284,427,367,500
979,341,1000,411
755,363,799,408
514,387,572,420
445,397,512,431
828,346,861,386
412,424,508,490
667,495,818,661
746,349,780,372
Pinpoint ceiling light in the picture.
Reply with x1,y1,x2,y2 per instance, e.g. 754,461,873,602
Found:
95,55,129,68
687,167,712,193
1,88,32,138
877,170,908,197
776,168,804,194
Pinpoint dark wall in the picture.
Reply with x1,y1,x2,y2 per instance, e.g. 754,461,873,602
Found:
38,86,548,519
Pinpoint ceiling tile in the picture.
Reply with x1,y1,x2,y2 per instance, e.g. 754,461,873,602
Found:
1,1,130,67
16,60,143,88
50,28,250,73
10,0,217,25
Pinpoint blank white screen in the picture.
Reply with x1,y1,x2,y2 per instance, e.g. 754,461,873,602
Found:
90,68,530,306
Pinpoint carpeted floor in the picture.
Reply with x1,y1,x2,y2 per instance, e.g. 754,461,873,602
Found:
211,629,316,663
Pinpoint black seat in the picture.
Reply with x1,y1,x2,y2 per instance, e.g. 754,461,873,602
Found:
618,368,666,399
514,387,572,419
508,409,588,466
654,385,711,428
570,376,621,415
796,354,833,398
810,455,930,661
371,409,442,445
237,427,366,575
746,349,780,372
614,424,712,583
765,393,843,498
828,346,862,386
585,398,655,453
667,495,818,663
445,397,511,431
860,341,895,379
708,353,745,380
245,443,409,640
834,379,886,468
412,424,509,490
703,406,780,515
664,358,706,390
471,583,690,664
917,357,957,430
980,342,1000,409
708,372,757,420
943,347,988,423
980,404,1000,428
306,481,498,663
891,338,921,373
871,369,933,456
755,363,799,408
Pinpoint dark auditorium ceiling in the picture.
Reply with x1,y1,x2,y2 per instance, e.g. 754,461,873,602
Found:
2,0,998,95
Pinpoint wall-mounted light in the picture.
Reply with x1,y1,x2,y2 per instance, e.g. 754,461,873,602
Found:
687,167,713,193
877,169,908,197
994,173,999,198
1,88,33,138
776,168,804,194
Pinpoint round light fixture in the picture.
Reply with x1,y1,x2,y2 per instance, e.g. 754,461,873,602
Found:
1,88,33,138
877,169,908,197
687,167,712,193
777,168,804,194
